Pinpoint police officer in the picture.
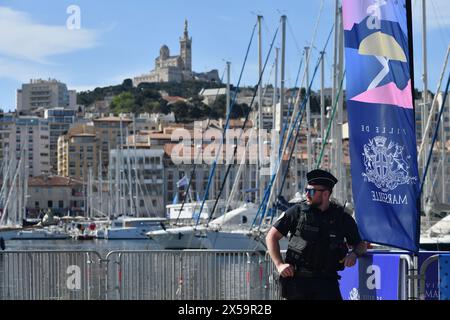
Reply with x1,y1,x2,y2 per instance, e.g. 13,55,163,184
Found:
266,169,367,300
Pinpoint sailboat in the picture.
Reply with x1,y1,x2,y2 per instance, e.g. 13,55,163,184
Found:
0,148,27,242
147,202,266,250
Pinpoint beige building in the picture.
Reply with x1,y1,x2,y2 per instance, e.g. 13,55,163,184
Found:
57,125,98,181
17,79,77,115
109,147,165,217
92,116,133,177
44,108,78,173
27,175,84,217
6,116,51,177
0,112,15,164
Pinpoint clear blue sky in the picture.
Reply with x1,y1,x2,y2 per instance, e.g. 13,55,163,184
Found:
0,0,449,111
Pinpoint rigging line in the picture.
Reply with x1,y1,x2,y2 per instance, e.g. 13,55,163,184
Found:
259,27,335,227
286,19,302,55
430,0,450,43
308,0,325,51
420,71,450,196
315,70,346,168
278,50,305,165
206,24,280,227
262,16,274,46
280,16,332,166
173,64,228,225
193,21,258,229
261,25,334,223
251,49,329,231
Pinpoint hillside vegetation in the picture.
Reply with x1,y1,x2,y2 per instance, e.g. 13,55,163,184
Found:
77,79,251,123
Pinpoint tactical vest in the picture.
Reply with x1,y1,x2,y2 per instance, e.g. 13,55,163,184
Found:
285,202,349,276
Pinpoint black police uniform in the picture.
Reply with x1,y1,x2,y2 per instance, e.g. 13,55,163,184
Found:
273,200,362,300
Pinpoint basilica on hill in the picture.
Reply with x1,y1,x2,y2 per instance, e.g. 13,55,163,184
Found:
133,20,220,86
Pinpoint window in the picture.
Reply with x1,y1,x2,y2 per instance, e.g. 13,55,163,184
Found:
35,201,40,208
58,200,64,208
140,199,145,207
48,200,53,208
152,199,157,207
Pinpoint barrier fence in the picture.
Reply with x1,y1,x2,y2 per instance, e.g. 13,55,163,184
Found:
0,249,449,300
0,250,104,300
419,253,450,300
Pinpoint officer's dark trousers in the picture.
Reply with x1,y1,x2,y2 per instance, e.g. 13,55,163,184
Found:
282,276,342,300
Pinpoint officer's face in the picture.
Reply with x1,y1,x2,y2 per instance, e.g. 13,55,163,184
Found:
304,184,328,207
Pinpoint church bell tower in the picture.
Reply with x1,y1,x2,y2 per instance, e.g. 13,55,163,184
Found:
180,19,192,75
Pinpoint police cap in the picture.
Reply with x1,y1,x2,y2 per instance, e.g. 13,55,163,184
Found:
306,169,338,190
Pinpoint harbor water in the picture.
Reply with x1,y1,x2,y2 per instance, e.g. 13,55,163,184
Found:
5,239,162,256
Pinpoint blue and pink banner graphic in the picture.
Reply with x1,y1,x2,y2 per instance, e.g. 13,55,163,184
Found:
342,0,420,252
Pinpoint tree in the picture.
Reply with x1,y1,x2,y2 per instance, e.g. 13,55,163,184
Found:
110,92,135,114
122,78,133,90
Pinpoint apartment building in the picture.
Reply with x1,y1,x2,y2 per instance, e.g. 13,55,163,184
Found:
57,125,98,181
17,79,76,115
6,116,51,177
44,108,77,173
92,116,133,177
27,175,84,217
109,147,165,217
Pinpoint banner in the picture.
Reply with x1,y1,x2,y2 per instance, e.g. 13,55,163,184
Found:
339,254,401,300
418,251,440,300
342,0,420,251
439,254,450,300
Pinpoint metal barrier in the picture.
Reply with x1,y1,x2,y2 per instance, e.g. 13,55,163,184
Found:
105,250,274,300
0,250,104,300
419,254,439,300
0,249,420,300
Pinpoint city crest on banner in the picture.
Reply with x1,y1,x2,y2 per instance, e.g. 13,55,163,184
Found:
342,0,420,252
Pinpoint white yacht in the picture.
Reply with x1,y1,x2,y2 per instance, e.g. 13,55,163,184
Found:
0,226,23,241
99,216,166,240
165,200,226,225
420,209,450,251
147,202,268,250
13,226,70,240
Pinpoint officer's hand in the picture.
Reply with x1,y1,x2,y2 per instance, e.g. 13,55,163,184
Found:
342,252,358,267
277,263,295,278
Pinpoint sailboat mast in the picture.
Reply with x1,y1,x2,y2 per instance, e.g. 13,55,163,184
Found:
440,93,446,203
226,61,231,201
421,0,430,207
257,15,264,205
278,15,286,196
99,147,103,216
133,115,139,217
331,0,339,180
305,46,312,172
119,117,124,216
89,167,93,219
320,51,325,144
336,6,345,204
125,121,134,216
